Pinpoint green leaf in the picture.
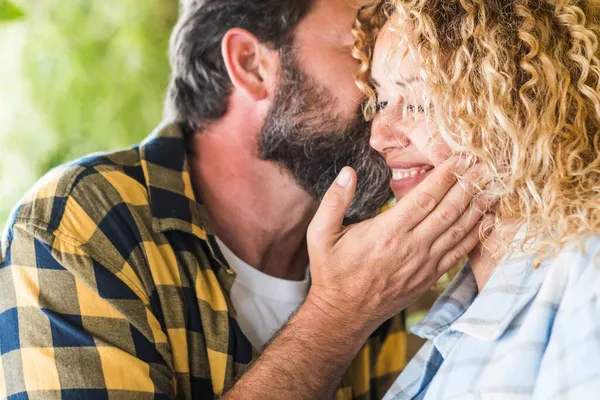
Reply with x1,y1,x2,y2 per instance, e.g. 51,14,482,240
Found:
0,1,26,22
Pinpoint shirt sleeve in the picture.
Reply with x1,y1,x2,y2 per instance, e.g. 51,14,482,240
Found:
533,246,600,399
0,221,174,399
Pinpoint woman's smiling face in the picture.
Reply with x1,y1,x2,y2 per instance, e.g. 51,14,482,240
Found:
370,18,452,200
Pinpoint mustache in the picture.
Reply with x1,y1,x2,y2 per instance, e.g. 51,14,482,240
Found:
260,108,392,223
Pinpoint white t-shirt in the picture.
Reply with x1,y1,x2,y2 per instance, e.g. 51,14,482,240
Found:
215,237,310,350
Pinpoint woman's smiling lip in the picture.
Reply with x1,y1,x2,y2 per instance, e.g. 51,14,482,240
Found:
387,163,435,192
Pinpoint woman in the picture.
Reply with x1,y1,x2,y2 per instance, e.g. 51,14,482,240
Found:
356,0,600,398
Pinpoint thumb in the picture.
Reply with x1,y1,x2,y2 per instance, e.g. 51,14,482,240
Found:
307,167,357,248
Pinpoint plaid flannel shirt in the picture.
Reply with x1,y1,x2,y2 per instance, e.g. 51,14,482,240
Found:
0,122,407,399
384,235,600,400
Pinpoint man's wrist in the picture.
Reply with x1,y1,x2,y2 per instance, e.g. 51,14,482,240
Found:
301,292,375,351
224,292,376,400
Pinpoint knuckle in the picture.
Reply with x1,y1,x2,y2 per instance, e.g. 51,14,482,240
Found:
447,225,465,242
414,191,437,213
440,171,457,187
454,243,469,259
449,245,468,265
473,194,488,211
465,203,484,221
463,179,479,196
438,204,460,225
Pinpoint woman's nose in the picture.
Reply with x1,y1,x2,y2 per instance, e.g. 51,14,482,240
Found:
370,114,411,154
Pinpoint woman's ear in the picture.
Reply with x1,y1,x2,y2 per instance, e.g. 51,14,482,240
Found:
221,28,278,102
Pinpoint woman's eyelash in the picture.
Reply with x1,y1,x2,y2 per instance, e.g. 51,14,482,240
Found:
373,93,428,115
406,104,426,113
376,100,388,112
374,93,388,112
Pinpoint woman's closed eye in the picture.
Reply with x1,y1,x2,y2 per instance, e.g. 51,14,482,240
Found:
376,99,389,113
374,91,389,113
406,104,426,113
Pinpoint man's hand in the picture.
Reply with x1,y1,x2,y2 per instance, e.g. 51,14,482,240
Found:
224,157,490,400
307,156,489,337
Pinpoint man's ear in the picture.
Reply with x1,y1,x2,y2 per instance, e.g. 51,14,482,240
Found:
221,28,278,101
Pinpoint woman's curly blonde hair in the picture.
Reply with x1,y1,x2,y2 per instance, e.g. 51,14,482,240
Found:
352,1,388,119
354,0,600,256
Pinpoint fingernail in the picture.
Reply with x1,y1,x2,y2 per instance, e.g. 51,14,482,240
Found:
337,168,352,188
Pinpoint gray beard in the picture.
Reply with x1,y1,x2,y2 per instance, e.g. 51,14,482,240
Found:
258,49,391,224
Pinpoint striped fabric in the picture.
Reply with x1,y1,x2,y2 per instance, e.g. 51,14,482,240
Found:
0,122,407,399
384,235,600,400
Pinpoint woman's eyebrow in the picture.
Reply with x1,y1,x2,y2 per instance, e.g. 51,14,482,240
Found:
370,76,423,89
396,77,422,88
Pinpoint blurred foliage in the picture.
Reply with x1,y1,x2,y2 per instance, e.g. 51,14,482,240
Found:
0,0,178,230
0,1,25,22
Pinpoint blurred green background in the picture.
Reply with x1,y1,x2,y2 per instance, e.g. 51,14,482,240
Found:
0,0,178,231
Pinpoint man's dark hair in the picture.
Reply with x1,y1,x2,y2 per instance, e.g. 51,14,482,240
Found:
165,0,316,133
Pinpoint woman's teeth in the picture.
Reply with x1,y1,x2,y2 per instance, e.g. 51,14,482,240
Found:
392,168,431,180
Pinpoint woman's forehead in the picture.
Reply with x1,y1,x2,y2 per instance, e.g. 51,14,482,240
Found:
373,21,420,87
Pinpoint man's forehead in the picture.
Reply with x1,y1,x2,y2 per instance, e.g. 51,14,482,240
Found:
309,0,362,19
294,0,361,46
178,0,362,13
320,0,363,10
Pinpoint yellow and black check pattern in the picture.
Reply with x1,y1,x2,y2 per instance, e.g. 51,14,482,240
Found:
0,122,407,399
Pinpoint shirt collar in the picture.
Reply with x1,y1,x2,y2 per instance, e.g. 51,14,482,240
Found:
411,263,478,340
413,252,551,342
140,121,213,240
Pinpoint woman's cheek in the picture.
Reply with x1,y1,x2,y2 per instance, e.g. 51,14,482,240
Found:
428,141,453,166
407,123,453,166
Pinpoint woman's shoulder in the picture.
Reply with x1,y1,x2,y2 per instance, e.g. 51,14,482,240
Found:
543,234,600,310
533,235,600,398
553,234,600,271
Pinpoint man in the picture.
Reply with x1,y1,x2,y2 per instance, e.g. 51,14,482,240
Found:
0,0,484,399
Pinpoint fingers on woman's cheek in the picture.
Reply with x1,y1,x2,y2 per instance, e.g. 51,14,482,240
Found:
435,146,454,166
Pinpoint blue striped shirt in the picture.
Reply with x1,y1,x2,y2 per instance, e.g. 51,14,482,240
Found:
385,235,600,400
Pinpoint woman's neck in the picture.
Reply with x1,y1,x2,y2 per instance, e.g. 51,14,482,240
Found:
468,224,519,292
468,241,501,292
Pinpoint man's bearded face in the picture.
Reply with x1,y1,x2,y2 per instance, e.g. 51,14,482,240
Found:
259,49,392,223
